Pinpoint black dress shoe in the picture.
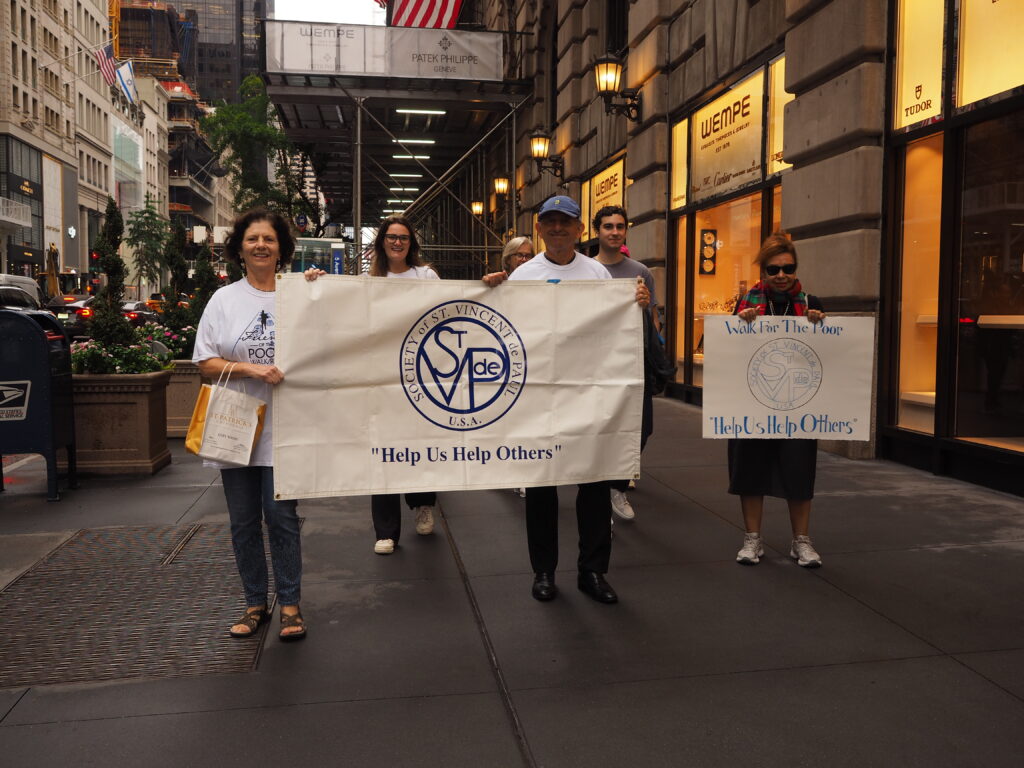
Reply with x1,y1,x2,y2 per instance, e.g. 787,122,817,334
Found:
532,572,557,601
577,571,618,604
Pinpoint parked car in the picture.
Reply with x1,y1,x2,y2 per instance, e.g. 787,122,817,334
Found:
0,285,52,315
122,301,161,327
46,294,95,339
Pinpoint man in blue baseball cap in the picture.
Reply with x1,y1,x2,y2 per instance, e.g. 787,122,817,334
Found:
483,194,650,605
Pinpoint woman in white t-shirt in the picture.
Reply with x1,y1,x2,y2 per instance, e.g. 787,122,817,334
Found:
193,209,306,642
306,216,439,555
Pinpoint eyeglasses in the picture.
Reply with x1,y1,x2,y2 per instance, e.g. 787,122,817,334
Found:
764,263,797,276
384,234,411,243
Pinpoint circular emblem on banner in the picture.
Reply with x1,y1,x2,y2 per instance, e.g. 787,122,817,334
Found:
747,338,822,411
400,301,527,431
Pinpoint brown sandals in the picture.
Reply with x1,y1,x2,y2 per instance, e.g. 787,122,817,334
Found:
279,609,307,642
229,606,269,638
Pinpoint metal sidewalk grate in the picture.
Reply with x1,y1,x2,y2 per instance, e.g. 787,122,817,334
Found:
0,524,281,689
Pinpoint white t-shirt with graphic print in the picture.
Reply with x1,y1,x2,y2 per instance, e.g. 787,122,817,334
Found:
193,278,278,468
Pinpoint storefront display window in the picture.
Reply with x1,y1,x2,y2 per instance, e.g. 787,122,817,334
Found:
771,187,782,233
689,192,762,386
954,112,1024,451
894,0,943,130
957,0,1024,108
670,118,688,210
897,134,943,434
767,57,793,174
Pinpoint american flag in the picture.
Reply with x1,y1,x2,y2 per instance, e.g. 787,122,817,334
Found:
392,0,463,29
93,44,117,86
372,0,387,8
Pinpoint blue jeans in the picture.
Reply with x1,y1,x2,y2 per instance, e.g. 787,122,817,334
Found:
221,467,301,607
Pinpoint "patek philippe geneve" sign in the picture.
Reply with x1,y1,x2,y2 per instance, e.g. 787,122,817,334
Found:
265,21,503,82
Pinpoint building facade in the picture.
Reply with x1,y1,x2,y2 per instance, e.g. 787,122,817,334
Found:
486,0,1022,494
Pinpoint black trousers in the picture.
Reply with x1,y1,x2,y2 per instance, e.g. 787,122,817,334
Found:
371,492,437,543
525,482,612,574
611,389,654,493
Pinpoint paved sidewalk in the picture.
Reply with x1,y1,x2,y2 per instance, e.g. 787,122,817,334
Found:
1,398,1023,767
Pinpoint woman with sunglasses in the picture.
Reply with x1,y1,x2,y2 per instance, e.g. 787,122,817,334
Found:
731,233,827,568
306,216,440,554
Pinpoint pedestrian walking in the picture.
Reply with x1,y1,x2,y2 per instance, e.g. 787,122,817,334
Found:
501,235,535,274
730,233,827,568
592,205,657,521
306,215,440,555
483,195,650,604
193,209,307,641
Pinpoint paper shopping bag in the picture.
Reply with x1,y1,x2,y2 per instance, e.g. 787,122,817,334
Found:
185,363,266,465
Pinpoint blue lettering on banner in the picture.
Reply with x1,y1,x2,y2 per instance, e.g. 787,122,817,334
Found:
399,300,527,431
371,444,561,463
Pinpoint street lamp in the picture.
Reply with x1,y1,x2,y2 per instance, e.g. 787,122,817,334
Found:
471,201,484,216
493,177,509,195
593,54,642,123
530,130,564,179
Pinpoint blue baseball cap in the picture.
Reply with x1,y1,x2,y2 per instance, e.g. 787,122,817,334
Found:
537,195,582,220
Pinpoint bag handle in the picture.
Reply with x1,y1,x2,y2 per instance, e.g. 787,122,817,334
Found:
214,361,237,389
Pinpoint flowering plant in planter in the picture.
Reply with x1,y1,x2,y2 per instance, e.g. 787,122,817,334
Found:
71,339,168,375
138,322,197,361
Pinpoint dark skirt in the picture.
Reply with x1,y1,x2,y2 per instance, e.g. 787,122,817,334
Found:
727,438,817,500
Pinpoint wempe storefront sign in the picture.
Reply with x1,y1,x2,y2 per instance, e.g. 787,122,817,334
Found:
265,21,503,82
701,315,874,441
690,71,764,203
589,159,625,215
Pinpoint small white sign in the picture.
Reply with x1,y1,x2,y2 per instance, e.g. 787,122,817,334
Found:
702,315,874,441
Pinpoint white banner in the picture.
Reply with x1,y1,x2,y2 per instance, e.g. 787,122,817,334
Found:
273,275,642,499
265,21,503,82
702,315,875,441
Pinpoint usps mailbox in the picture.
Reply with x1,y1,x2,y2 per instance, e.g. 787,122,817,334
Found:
0,310,77,500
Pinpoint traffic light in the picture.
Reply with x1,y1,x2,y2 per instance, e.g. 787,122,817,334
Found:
88,250,101,274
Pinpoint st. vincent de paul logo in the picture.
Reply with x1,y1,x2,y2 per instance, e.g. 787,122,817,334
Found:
747,338,822,411
400,301,526,431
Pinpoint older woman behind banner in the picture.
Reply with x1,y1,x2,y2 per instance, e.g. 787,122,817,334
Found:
193,209,306,641
305,215,440,555
731,233,827,569
501,235,535,274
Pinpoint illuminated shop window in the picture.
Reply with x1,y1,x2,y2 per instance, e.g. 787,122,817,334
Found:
690,192,762,387
670,117,688,210
894,0,943,130
957,0,1024,108
673,216,688,382
767,57,793,174
897,134,943,434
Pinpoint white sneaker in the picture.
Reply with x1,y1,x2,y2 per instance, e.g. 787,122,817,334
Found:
374,538,395,555
790,535,822,568
414,506,435,535
736,532,764,564
610,489,635,520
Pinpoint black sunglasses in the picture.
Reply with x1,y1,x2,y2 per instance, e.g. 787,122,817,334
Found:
765,263,797,276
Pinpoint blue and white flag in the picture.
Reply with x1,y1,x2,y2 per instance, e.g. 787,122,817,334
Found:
116,61,138,104
272,275,643,498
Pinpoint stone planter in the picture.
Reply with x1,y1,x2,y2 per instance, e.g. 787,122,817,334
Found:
67,370,172,474
166,359,203,438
